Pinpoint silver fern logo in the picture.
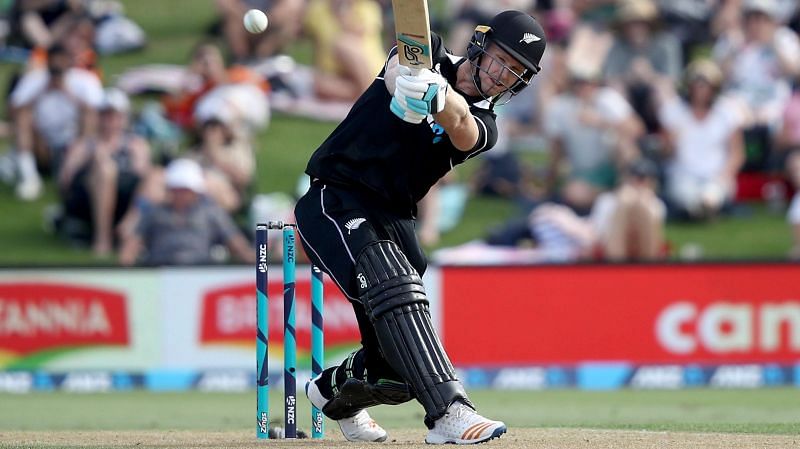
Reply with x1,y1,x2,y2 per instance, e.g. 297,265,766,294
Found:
345,218,367,234
520,32,541,44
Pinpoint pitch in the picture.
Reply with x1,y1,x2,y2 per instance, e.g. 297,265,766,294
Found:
2,428,798,449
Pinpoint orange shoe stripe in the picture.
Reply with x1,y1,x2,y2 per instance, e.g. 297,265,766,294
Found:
460,423,482,440
472,423,495,439
465,422,493,440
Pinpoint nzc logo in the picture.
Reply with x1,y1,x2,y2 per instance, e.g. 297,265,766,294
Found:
258,244,267,273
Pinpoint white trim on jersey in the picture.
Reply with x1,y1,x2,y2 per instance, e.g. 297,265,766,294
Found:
295,221,358,301
320,185,357,264
467,116,490,157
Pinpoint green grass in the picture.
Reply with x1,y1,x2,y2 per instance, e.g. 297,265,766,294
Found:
1,389,799,434
664,204,793,260
0,0,795,265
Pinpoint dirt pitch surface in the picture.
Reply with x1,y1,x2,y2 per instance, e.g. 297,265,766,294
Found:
1,429,797,449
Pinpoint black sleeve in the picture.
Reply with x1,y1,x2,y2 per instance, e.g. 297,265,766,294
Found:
467,106,498,154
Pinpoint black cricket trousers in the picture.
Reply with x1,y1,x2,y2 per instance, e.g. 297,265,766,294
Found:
294,181,427,383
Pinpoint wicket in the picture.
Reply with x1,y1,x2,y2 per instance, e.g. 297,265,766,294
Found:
256,221,324,439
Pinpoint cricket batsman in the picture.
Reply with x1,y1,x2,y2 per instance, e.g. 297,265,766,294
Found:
295,10,546,444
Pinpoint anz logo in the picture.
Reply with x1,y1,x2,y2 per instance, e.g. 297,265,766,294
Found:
430,122,445,144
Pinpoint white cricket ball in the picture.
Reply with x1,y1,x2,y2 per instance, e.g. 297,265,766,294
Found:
243,9,268,34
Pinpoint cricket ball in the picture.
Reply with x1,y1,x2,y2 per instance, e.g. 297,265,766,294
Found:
243,9,269,34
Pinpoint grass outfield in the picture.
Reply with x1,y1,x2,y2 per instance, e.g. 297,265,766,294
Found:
2,389,799,433
1,390,799,448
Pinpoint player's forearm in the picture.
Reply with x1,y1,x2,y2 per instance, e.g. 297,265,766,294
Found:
433,90,478,151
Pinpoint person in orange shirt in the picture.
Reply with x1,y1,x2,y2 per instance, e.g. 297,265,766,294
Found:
162,42,267,129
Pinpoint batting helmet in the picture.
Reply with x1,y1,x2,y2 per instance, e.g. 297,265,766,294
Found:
466,10,547,102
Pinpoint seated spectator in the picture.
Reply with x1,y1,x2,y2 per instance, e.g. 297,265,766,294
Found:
543,62,644,213
6,0,86,50
119,159,254,266
712,0,800,170
187,117,256,213
787,152,800,258
603,0,682,134
215,0,304,62
57,89,150,257
529,159,665,261
587,158,666,260
19,13,99,75
8,43,103,200
655,59,745,220
304,0,385,101
162,42,266,129
780,81,800,257
433,159,666,264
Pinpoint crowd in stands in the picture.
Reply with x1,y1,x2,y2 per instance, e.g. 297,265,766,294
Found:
1,0,799,265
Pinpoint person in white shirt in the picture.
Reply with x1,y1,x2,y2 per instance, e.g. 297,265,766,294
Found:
656,58,745,219
713,0,800,131
543,63,644,212
9,43,103,200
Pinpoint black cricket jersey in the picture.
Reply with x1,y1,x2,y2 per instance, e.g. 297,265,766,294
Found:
305,33,499,218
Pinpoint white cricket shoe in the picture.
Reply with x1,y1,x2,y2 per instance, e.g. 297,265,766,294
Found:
425,402,507,444
306,375,388,442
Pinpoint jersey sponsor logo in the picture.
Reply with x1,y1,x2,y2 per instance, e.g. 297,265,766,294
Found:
431,123,445,144
520,33,541,44
344,218,367,234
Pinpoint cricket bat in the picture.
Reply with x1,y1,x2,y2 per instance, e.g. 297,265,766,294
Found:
391,0,432,71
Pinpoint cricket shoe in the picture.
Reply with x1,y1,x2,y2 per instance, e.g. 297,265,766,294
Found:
425,402,506,444
305,375,388,442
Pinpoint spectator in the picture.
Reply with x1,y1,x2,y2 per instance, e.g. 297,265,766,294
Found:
527,159,664,261
787,152,800,259
7,0,86,50
215,0,304,62
58,89,151,257
18,13,98,75
603,0,682,134
778,80,800,258
655,59,746,219
162,42,266,130
8,42,103,200
445,0,535,56
119,159,254,266
712,0,800,169
433,159,666,264
303,0,385,101
655,0,716,65
543,62,644,212
588,158,666,260
188,117,256,213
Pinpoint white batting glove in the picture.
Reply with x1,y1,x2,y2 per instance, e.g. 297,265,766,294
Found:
390,66,448,122
390,91,428,124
